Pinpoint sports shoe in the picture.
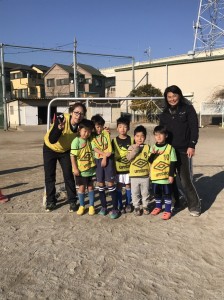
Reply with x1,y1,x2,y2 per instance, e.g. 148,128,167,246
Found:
88,206,95,216
109,210,119,219
69,202,77,212
45,203,56,212
134,207,141,216
189,211,200,217
119,207,126,214
77,206,85,216
125,204,132,213
98,207,108,216
143,207,150,215
162,212,171,220
150,208,162,216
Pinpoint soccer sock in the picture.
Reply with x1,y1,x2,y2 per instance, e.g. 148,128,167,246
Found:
78,192,85,207
98,186,107,208
108,185,118,210
164,198,172,213
155,198,162,209
117,189,123,209
88,190,94,206
125,188,132,205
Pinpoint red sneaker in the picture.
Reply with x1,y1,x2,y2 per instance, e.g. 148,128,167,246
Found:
150,208,162,215
162,212,171,220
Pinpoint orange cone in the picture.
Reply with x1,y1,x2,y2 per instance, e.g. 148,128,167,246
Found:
0,189,9,203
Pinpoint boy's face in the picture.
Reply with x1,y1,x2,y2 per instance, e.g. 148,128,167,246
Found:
95,124,104,135
134,132,145,146
117,123,129,136
154,132,166,144
79,127,92,140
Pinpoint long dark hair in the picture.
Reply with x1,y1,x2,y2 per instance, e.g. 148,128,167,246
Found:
163,85,184,107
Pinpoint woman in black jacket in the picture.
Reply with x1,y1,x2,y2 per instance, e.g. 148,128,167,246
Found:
160,85,201,217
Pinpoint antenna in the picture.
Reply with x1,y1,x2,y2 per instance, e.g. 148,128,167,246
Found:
191,0,224,56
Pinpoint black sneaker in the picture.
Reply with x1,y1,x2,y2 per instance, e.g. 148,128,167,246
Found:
69,202,78,212
134,207,141,216
125,204,132,213
45,203,56,212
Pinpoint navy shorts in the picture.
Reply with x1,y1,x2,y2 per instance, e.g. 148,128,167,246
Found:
75,176,94,187
152,183,171,198
95,157,116,183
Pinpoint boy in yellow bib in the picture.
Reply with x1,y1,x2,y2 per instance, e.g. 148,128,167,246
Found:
149,125,177,220
70,119,96,216
127,125,151,216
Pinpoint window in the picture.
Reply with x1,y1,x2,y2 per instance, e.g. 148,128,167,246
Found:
47,78,55,87
56,78,69,86
95,79,102,87
16,89,28,98
10,72,22,80
85,78,92,84
30,87,36,95
10,106,14,115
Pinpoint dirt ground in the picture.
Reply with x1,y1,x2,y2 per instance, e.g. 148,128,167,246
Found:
0,124,224,300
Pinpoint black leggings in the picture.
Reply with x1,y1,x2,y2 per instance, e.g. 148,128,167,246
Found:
43,144,77,205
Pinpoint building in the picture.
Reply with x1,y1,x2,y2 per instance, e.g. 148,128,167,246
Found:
100,48,224,125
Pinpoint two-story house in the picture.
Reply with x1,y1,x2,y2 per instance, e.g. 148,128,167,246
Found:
44,63,105,98
10,64,49,99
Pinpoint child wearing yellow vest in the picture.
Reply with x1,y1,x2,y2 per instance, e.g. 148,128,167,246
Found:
91,114,119,219
112,117,134,213
149,125,177,220
127,125,151,216
70,119,96,216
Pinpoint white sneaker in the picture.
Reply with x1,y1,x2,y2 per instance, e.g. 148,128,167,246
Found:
189,211,200,217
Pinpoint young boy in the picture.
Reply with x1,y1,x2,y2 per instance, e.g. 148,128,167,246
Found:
91,114,119,219
126,125,151,216
112,117,133,213
149,125,177,220
70,119,96,216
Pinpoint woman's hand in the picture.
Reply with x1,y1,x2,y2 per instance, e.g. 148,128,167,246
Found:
58,119,66,131
187,147,195,158
168,176,174,184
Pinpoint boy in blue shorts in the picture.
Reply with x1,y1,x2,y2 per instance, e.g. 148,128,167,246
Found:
149,125,177,220
112,117,134,213
91,114,119,219
70,119,96,216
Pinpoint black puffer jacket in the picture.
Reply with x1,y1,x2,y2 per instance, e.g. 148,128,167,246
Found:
159,100,199,152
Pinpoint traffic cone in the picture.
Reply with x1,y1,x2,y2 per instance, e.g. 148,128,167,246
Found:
0,189,9,203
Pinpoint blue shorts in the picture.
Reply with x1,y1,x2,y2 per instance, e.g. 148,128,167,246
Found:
152,183,171,198
95,157,116,183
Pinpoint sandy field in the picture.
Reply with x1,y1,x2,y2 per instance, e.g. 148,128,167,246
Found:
0,124,224,300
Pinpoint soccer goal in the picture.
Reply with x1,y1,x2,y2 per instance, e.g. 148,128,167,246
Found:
199,102,224,128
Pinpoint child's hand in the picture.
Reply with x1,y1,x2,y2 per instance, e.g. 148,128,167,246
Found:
101,155,107,168
105,152,111,157
73,168,80,176
104,127,110,134
168,176,174,184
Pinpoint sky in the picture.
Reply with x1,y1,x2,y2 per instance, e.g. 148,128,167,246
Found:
0,0,200,69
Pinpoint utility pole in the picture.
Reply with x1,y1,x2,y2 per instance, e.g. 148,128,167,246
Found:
73,37,78,97
0,43,8,130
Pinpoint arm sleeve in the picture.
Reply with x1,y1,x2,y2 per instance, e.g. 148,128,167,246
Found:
188,105,199,148
49,118,63,144
169,161,176,177
126,145,140,161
